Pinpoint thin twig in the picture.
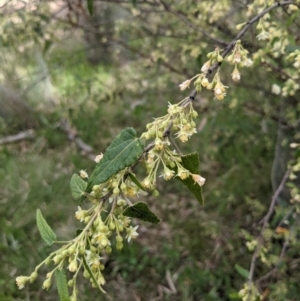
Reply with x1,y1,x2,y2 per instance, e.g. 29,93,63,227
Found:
0,129,35,145
248,169,290,283
159,0,228,47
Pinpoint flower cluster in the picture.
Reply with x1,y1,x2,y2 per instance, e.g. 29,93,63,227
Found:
178,42,253,102
227,40,253,82
142,144,205,190
287,49,300,69
238,283,261,301
142,100,198,144
140,101,205,189
201,47,223,74
16,172,143,299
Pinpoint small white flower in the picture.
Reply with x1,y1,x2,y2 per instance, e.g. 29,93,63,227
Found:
179,79,191,91
94,153,103,163
192,174,206,186
85,250,103,266
271,84,281,95
242,58,253,67
75,206,86,222
231,67,241,82
290,143,299,148
79,170,88,178
16,276,30,290
201,61,211,73
125,225,139,242
257,30,269,41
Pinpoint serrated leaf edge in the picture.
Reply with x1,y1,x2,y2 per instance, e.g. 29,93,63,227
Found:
55,269,70,301
36,209,57,246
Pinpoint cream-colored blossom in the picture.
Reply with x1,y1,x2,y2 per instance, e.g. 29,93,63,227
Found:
192,174,206,186
16,276,30,290
79,170,88,178
214,82,228,100
201,77,209,87
179,79,191,91
162,167,175,180
201,60,211,73
257,30,269,41
271,84,281,95
94,153,103,163
85,250,103,266
125,225,139,242
231,67,241,82
75,206,86,222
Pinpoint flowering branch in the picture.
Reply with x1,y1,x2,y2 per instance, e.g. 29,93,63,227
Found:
179,0,299,107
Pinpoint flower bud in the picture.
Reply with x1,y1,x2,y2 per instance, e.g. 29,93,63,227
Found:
53,254,63,264
116,235,123,243
92,185,100,192
118,224,124,232
84,216,91,223
68,245,76,255
113,187,120,195
120,182,127,190
42,278,52,290
206,82,214,90
83,270,90,279
116,242,123,250
105,246,112,254
100,236,109,247
152,190,160,197
30,271,38,283
97,274,106,285
201,77,209,87
109,221,116,230
68,259,78,272
70,295,77,301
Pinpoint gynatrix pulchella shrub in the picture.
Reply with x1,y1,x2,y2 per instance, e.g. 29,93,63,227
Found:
16,1,300,301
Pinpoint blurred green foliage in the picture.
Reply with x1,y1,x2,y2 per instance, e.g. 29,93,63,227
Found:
0,0,300,300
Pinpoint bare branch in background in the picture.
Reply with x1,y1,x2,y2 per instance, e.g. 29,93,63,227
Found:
248,169,290,284
59,119,95,160
0,129,35,145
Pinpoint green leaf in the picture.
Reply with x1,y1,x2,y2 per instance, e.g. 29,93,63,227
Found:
169,152,204,205
82,256,106,293
87,128,145,191
36,209,57,246
234,264,249,279
128,173,146,191
286,45,300,53
123,202,161,224
87,0,93,15
70,174,87,200
55,270,70,301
